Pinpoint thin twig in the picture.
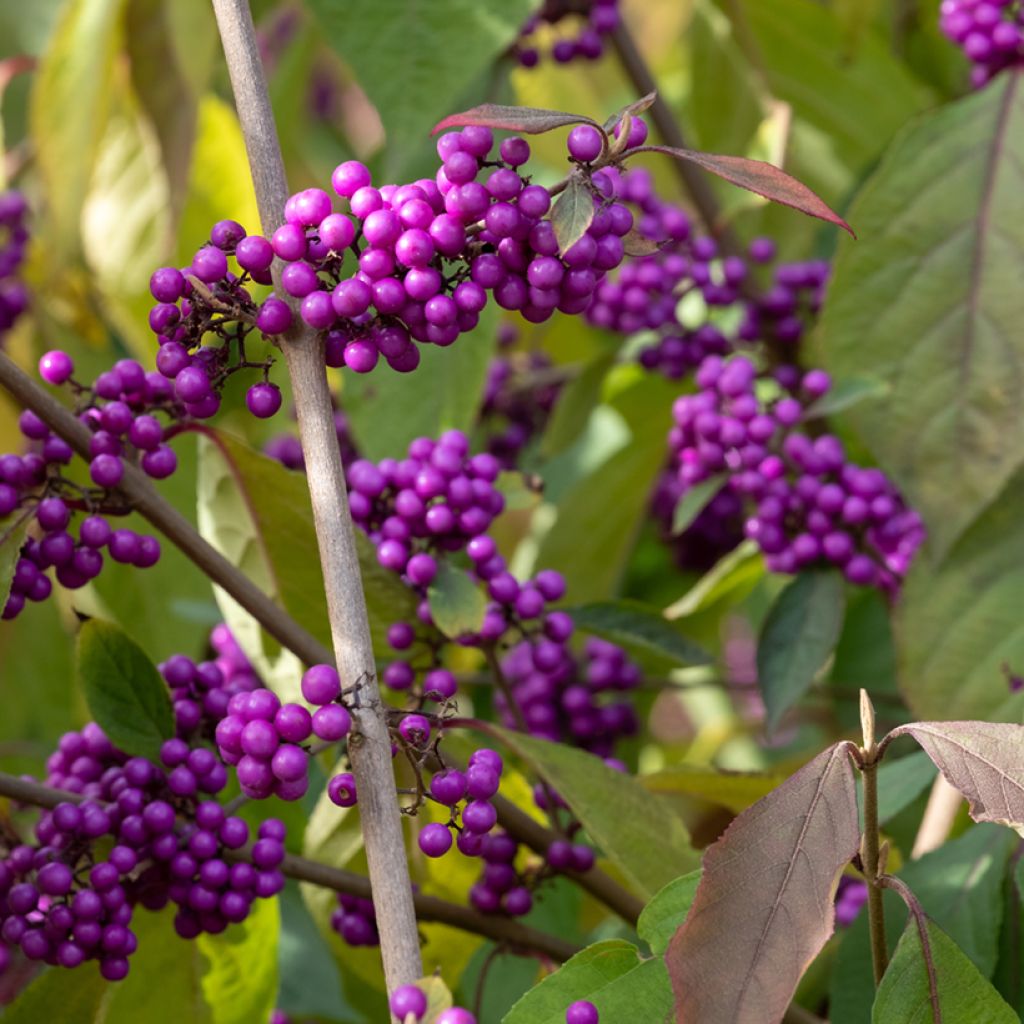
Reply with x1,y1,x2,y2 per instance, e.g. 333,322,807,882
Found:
210,0,422,996
0,351,332,668
0,770,579,961
607,16,742,255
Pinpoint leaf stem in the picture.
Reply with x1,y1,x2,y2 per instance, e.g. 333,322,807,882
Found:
0,770,579,961
209,0,422,997
879,874,941,1018
861,756,889,985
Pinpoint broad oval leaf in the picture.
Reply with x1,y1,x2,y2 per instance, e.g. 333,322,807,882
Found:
757,570,846,735
817,71,1024,557
76,618,174,761
873,918,1017,1024
667,743,861,1024
0,514,28,611
890,721,1024,831
551,172,596,255
427,561,487,639
566,599,710,667
637,870,701,957
502,939,672,1024
494,727,697,899
307,0,533,176
434,103,600,136
631,144,853,234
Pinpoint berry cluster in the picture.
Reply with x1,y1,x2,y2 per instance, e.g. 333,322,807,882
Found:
1,351,177,621
499,636,641,758
1,708,285,980
940,0,1024,85
330,892,379,947
347,429,505,582
214,664,351,803
0,191,29,344
667,356,924,589
478,324,564,469
515,0,620,67
586,167,828,378
147,227,282,419
182,124,633,377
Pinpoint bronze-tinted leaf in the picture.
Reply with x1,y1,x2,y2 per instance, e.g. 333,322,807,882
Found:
666,743,860,1024
551,172,596,255
432,103,599,136
621,227,662,258
890,721,1024,830
631,144,853,235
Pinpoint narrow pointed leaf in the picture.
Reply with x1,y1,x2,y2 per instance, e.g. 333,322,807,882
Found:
637,870,701,956
502,940,672,1024
671,474,728,535
667,743,861,1024
566,599,711,666
551,172,595,254
632,144,853,234
0,514,28,611
76,619,174,761
427,562,487,639
433,103,599,136
494,728,697,898
758,570,846,735
891,721,1024,830
873,919,1017,1023
621,227,662,257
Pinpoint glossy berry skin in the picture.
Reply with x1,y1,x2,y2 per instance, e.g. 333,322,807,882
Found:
418,823,453,858
390,985,428,1020
328,772,358,808
246,383,283,419
301,664,341,705
566,1000,600,1024
567,125,604,163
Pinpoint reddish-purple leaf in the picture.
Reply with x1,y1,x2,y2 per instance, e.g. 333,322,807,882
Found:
666,743,861,1024
621,227,662,258
630,145,854,236
432,103,598,136
551,172,595,255
602,91,658,133
888,721,1024,830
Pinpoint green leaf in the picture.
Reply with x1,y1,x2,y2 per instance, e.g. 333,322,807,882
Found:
641,765,786,815
539,353,616,459
873,919,1017,1023
664,540,763,620
343,302,499,462
435,103,600,136
307,0,533,177
502,940,672,1024
427,561,488,639
197,896,280,1024
831,824,1017,1024
896,469,1024,722
417,976,454,1023
76,618,174,760
803,376,891,420
125,0,215,219
757,570,846,735
817,72,1024,557
551,172,596,255
0,513,28,611
566,600,711,667
197,430,417,693
493,728,697,898
30,0,127,262
671,474,728,535
2,959,107,1022
876,752,937,826
637,870,701,956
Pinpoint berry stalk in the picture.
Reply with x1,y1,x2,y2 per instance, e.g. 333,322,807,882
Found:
208,0,423,998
